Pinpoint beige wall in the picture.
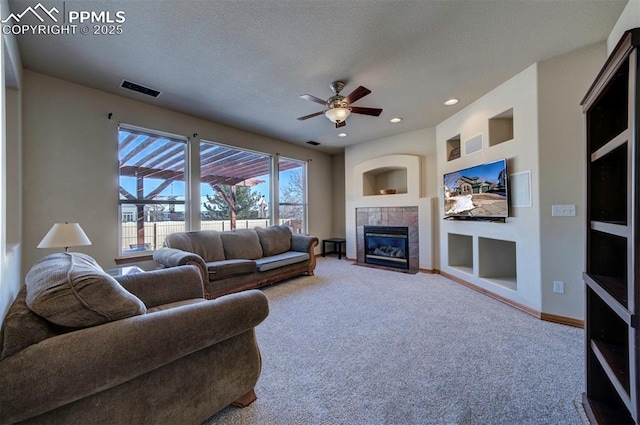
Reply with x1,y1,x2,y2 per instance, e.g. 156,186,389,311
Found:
345,127,438,201
331,152,346,238
1,8,23,324
344,127,438,268
537,43,607,320
21,71,333,275
608,0,640,54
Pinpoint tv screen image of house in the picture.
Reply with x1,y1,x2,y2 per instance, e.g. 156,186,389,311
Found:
443,158,508,218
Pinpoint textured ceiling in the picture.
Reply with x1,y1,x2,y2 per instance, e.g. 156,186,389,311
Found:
8,0,628,154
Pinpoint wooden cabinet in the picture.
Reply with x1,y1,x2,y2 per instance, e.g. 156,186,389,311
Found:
582,28,640,424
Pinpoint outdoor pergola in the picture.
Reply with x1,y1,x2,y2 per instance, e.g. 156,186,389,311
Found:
118,129,297,246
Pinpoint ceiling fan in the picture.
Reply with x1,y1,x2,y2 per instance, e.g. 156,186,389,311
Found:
297,81,383,128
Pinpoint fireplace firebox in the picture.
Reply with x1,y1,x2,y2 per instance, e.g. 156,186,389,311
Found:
364,226,409,270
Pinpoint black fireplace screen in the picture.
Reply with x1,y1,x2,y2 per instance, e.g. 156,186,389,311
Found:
364,226,409,269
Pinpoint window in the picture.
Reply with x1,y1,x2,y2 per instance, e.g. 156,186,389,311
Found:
117,130,308,255
118,126,187,255
200,141,271,231
278,156,307,234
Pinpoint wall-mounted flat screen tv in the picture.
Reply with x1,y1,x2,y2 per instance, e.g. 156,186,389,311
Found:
443,158,508,219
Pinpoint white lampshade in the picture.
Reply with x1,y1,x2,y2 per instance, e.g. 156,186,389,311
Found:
37,222,92,252
325,107,351,123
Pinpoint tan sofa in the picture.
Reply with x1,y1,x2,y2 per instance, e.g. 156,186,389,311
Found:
0,253,268,425
153,225,319,298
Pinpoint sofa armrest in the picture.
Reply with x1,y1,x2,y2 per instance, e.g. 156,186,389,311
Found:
0,290,269,424
153,247,206,269
153,247,207,278
114,265,204,308
291,234,319,254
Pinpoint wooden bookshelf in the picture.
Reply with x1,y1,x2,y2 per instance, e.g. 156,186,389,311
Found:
582,28,640,424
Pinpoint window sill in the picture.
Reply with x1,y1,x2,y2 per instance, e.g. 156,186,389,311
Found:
115,254,154,265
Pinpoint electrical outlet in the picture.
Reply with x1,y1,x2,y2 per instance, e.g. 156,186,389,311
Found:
553,281,564,294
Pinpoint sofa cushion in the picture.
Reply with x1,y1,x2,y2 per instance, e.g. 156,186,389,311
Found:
146,298,206,313
164,230,225,262
254,225,292,257
0,287,62,360
206,259,257,281
255,251,309,272
25,252,147,328
220,229,263,260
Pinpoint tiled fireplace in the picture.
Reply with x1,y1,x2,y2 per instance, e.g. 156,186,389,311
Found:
346,154,434,272
356,206,419,273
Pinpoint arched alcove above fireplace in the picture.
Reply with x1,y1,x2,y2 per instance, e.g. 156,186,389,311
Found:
353,154,420,202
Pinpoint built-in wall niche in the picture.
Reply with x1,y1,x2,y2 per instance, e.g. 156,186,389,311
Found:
446,134,461,161
478,237,517,290
362,166,408,196
489,108,514,146
448,233,473,275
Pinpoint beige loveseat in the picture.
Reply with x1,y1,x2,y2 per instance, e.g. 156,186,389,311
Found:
0,252,269,425
153,225,319,298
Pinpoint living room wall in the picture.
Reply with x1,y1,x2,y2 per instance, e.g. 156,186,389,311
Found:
343,127,438,264
332,152,346,238
437,64,542,313
537,42,606,320
0,8,23,326
21,71,334,276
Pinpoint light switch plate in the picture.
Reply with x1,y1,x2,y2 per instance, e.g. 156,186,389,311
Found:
552,204,576,217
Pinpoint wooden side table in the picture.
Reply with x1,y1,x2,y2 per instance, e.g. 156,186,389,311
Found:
322,238,346,259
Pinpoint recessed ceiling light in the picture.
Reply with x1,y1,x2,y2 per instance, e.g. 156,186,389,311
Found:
390,117,402,123
444,98,459,106
338,133,347,138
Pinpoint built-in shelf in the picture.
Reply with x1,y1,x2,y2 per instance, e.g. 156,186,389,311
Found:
448,233,473,272
446,134,461,162
488,108,514,146
362,166,408,196
478,237,517,290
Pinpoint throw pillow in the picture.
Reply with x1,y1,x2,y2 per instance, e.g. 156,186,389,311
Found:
220,229,263,259
165,230,225,262
254,225,292,257
25,252,146,328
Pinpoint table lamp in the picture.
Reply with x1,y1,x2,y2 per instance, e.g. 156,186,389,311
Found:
37,222,92,252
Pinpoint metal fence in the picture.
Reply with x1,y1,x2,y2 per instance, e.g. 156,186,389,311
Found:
121,219,272,251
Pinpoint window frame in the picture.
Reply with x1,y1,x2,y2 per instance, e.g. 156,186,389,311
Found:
117,124,189,257
199,139,273,231
277,155,308,234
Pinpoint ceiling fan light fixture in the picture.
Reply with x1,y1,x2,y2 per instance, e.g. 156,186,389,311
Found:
325,107,351,123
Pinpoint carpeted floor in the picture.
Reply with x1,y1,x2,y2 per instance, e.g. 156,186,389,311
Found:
206,257,585,425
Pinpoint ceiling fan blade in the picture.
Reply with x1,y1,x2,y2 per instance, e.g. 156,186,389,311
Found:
299,94,327,106
297,111,326,121
350,107,383,117
343,86,371,105
336,121,347,129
